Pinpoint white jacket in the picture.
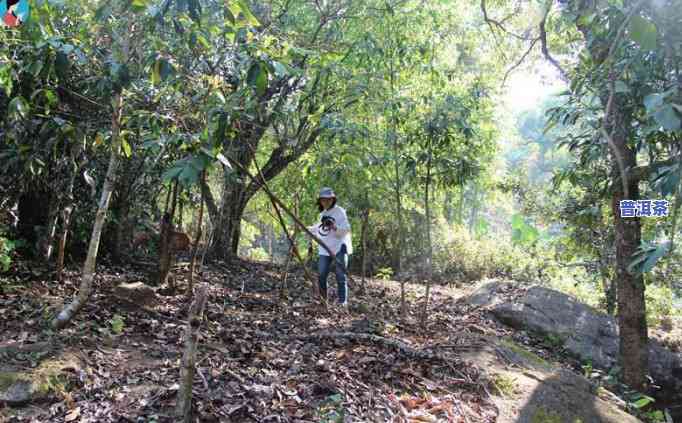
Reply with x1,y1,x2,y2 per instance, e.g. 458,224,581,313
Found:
308,205,353,256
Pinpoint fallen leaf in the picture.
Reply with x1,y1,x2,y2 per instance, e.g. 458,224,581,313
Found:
65,407,80,422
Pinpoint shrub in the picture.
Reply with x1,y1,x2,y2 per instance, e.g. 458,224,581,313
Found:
432,224,547,283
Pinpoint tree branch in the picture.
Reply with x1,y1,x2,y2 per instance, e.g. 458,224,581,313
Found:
480,0,531,41
538,3,567,81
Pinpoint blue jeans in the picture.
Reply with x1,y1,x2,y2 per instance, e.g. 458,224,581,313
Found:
318,244,349,303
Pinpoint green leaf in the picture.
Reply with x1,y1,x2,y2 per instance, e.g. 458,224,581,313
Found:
272,61,288,77
631,395,655,409
110,315,124,334
629,15,657,51
121,138,132,158
8,96,29,120
234,0,260,26
55,51,69,80
188,0,201,22
629,242,670,274
643,93,664,112
614,81,629,93
653,104,681,131
111,62,131,91
95,2,113,21
179,164,200,186
152,57,174,85
162,166,183,181
28,59,44,77
246,62,268,95
577,12,595,27
131,0,150,12
656,167,680,197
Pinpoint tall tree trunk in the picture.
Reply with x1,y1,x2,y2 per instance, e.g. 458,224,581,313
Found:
575,0,648,390
468,186,479,234
210,180,249,260
444,189,454,223
421,139,434,326
457,184,464,225
360,208,369,291
52,91,124,329
111,201,131,264
158,180,179,288
111,159,133,263
607,93,648,390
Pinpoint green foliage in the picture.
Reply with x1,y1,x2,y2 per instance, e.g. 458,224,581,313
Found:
628,15,658,51
109,314,124,334
490,372,518,398
0,236,17,272
375,267,394,281
433,224,548,283
511,213,540,246
244,247,269,262
530,408,562,423
644,284,676,327
628,242,671,275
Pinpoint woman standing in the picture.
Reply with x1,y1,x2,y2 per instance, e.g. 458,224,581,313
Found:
309,187,352,306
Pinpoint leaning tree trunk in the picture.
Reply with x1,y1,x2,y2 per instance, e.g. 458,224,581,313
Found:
52,91,124,329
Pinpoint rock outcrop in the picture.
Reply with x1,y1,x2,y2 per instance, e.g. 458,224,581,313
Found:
470,281,682,395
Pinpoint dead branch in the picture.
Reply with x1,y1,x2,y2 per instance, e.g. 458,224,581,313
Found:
289,331,454,361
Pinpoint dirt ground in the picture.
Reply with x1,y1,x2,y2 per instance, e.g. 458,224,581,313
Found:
0,258,644,422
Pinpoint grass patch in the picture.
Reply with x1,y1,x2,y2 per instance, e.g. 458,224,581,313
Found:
490,372,518,398
0,357,75,401
500,338,551,369
531,407,562,423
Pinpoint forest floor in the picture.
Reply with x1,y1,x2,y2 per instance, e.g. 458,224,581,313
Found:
0,258,646,422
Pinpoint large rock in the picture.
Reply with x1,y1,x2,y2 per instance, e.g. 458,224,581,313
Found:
481,284,682,393
113,282,157,307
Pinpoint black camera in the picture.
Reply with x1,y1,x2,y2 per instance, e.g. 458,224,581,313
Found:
319,215,336,235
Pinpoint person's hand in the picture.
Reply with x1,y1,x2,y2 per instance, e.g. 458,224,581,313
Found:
331,222,337,231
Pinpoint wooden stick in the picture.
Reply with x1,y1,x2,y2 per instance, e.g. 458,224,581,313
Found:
175,283,208,422
188,171,206,298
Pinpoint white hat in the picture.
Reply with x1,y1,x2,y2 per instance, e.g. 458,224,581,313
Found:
318,187,336,199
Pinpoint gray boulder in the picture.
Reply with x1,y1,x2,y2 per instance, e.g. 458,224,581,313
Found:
0,377,40,405
475,283,682,393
